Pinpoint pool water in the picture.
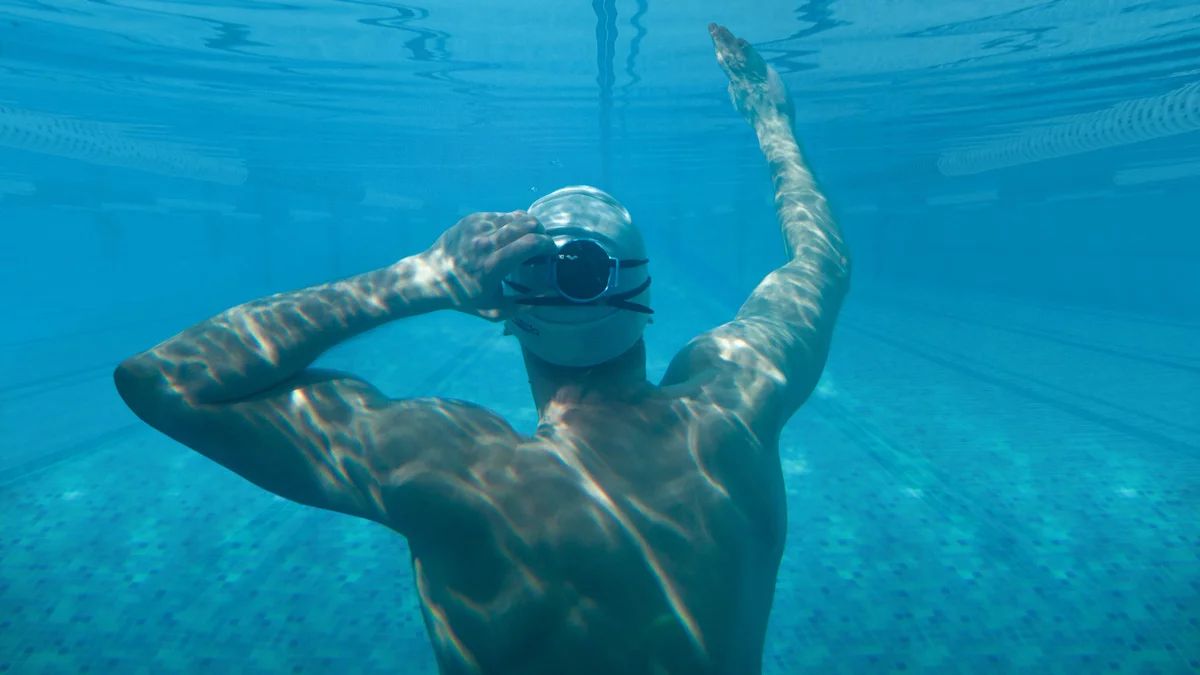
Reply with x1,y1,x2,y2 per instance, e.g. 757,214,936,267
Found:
1,1,1198,673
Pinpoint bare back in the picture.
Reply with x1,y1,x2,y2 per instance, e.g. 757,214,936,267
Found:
399,381,786,675
115,356,792,674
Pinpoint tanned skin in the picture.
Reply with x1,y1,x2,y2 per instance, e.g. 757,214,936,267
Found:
114,24,850,675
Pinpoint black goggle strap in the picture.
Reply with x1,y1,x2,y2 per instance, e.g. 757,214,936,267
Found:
520,256,649,269
600,277,653,313
504,276,654,314
504,279,536,294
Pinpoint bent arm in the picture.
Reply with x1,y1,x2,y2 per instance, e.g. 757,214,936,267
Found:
113,254,456,520
664,25,850,440
731,111,850,420
114,254,450,406
114,212,548,525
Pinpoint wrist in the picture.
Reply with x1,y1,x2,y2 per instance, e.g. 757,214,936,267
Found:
375,253,456,315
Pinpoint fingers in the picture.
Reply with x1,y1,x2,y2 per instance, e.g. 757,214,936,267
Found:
709,25,769,89
483,231,556,281
492,211,543,249
710,24,745,76
461,208,556,282
709,23,732,44
470,210,542,255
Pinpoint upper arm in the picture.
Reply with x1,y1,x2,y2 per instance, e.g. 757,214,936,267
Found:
661,257,849,440
113,361,516,530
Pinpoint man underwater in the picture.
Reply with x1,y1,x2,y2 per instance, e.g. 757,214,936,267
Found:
114,24,850,675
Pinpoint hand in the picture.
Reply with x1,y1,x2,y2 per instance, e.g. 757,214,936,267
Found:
709,23,794,125
422,211,556,321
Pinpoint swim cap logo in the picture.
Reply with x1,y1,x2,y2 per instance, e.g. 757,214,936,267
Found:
512,317,540,336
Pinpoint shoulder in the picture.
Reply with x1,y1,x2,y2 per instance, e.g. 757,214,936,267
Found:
377,396,519,438
371,397,522,469
661,338,789,446
369,397,527,533
664,386,787,547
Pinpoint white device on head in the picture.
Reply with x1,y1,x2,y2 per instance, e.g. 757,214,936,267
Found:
503,186,651,368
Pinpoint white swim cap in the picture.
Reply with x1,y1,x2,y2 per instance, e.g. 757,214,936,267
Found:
503,186,651,367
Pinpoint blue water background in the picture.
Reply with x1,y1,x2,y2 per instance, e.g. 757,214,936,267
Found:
1,1,1198,673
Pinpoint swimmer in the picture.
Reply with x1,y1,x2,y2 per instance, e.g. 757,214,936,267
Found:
114,24,850,675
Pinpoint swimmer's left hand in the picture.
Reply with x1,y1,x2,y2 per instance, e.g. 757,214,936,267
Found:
421,211,556,321
709,23,794,125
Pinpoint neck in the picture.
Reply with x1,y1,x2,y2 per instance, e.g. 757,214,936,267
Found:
523,340,649,416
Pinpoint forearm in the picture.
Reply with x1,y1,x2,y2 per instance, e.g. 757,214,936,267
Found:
117,253,452,404
753,112,850,279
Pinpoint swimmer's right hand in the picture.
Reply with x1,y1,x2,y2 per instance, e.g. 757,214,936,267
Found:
420,211,557,321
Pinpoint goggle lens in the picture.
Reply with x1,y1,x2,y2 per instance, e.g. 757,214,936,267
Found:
555,239,613,301
508,238,650,313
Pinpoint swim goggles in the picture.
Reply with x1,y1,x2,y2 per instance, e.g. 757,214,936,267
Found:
504,238,653,314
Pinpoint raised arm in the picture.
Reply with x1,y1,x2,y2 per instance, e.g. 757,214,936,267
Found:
114,211,554,528
662,24,851,441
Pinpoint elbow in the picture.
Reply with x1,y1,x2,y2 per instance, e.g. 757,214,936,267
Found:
833,240,852,284
825,242,852,298
786,243,851,295
113,356,167,414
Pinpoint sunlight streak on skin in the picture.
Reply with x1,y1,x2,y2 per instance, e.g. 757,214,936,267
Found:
699,24,852,441
140,254,453,405
274,402,334,487
289,387,309,409
137,213,538,405
623,495,691,540
680,399,733,500
338,278,390,316
754,114,849,272
544,435,709,657
415,558,481,672
412,248,451,287
712,332,786,385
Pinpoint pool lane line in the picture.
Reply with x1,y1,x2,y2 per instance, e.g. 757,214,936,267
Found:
0,423,142,487
804,394,1047,559
843,321,1200,457
931,289,1200,333
835,307,1200,439
0,362,115,402
857,293,1200,374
